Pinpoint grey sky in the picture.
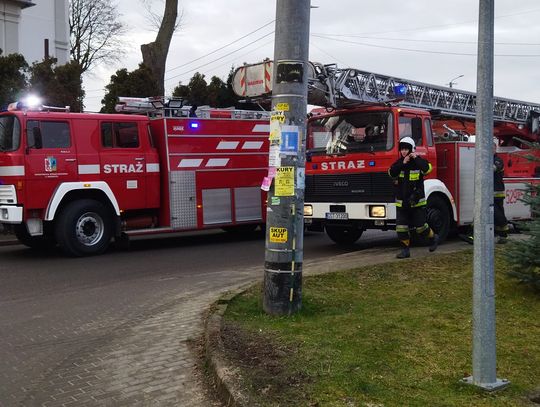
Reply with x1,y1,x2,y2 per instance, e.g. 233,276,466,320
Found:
83,1,540,111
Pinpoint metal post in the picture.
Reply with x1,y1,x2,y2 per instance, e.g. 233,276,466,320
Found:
463,0,509,391
263,0,310,315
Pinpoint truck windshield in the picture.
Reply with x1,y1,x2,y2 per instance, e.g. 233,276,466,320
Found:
307,111,393,155
0,115,21,152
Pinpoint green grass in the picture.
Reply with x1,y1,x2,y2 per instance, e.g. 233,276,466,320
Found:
223,249,540,406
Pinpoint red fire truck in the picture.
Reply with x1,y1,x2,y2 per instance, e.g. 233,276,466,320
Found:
0,98,270,256
233,61,540,245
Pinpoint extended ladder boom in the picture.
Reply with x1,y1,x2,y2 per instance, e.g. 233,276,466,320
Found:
232,61,540,125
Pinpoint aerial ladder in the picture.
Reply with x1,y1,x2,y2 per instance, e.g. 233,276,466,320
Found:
232,61,540,139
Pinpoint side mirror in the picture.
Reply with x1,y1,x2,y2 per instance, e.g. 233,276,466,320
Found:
26,126,42,152
33,127,43,149
411,117,423,141
530,111,540,135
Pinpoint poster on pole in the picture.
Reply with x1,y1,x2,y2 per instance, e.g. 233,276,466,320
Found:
275,166,295,196
269,144,281,167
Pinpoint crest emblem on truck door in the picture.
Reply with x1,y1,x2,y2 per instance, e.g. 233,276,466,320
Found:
45,157,57,172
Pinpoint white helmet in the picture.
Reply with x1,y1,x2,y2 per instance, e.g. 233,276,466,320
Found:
399,136,416,152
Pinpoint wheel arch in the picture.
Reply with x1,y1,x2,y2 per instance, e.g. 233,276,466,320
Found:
424,179,457,222
45,182,120,222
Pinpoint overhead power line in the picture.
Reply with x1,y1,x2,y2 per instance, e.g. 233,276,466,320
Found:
311,33,540,47
165,31,274,83
312,34,540,58
166,20,275,74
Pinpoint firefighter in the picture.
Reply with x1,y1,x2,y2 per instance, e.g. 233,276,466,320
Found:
493,141,510,243
460,139,509,244
388,137,439,258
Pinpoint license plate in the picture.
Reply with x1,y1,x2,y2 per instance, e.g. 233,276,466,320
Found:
326,212,348,220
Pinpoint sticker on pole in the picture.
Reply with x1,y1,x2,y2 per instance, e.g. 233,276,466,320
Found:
269,227,288,243
280,125,299,155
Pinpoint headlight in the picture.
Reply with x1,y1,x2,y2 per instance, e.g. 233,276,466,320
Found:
369,205,386,218
304,204,313,216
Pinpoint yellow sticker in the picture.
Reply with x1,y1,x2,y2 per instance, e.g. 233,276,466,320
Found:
269,227,288,243
271,113,285,123
269,120,281,141
275,103,290,112
275,166,294,196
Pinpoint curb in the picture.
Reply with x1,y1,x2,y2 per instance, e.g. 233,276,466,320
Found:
204,285,254,407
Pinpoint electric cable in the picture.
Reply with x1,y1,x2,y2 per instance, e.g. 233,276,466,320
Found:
166,20,275,74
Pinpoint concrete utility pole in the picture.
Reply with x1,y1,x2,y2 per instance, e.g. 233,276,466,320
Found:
263,0,310,315
463,0,509,391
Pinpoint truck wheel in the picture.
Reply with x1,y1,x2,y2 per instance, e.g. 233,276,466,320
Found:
14,224,56,250
55,199,112,256
427,195,451,242
325,225,363,245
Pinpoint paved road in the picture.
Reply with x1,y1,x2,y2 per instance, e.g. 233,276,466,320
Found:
0,229,400,406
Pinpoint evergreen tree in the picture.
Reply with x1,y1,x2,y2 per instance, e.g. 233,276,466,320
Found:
28,58,85,112
224,66,240,108
0,50,28,108
206,76,225,107
101,64,160,113
171,72,207,106
504,140,540,290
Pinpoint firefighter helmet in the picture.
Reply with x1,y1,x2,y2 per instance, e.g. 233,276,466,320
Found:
399,136,415,152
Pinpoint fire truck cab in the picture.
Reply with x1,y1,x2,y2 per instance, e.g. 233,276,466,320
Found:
304,105,455,244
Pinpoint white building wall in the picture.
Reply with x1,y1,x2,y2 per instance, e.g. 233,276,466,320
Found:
0,1,25,55
0,0,69,64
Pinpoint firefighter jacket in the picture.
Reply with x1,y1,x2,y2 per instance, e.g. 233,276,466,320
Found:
388,155,433,208
494,154,505,198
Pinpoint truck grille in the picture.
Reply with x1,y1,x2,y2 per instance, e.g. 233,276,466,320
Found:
0,185,17,204
305,172,394,203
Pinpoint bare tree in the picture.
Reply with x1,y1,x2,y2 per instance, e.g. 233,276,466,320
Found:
141,0,179,96
140,0,184,32
70,0,126,74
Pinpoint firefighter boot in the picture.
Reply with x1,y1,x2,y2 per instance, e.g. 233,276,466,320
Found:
396,247,410,259
429,234,439,252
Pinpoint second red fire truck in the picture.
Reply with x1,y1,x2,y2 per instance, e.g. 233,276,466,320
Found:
233,61,540,245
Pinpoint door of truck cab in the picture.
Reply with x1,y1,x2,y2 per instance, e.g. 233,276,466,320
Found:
24,118,78,210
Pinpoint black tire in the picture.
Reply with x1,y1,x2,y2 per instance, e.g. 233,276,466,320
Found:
325,225,363,245
14,224,56,249
427,195,451,242
55,199,112,256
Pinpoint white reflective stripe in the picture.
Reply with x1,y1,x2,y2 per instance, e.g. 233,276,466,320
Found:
78,164,100,175
206,158,229,167
252,124,270,133
0,166,24,176
146,163,160,172
178,159,203,168
217,141,239,150
242,141,263,150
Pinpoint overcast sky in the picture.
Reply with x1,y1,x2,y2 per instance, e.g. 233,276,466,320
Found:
83,0,540,112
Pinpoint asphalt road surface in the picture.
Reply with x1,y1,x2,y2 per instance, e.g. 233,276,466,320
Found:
0,229,398,405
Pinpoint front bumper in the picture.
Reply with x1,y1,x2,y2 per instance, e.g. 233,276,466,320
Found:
0,205,23,223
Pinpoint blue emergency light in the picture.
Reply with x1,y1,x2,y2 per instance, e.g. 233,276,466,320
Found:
393,85,407,97
189,122,199,129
